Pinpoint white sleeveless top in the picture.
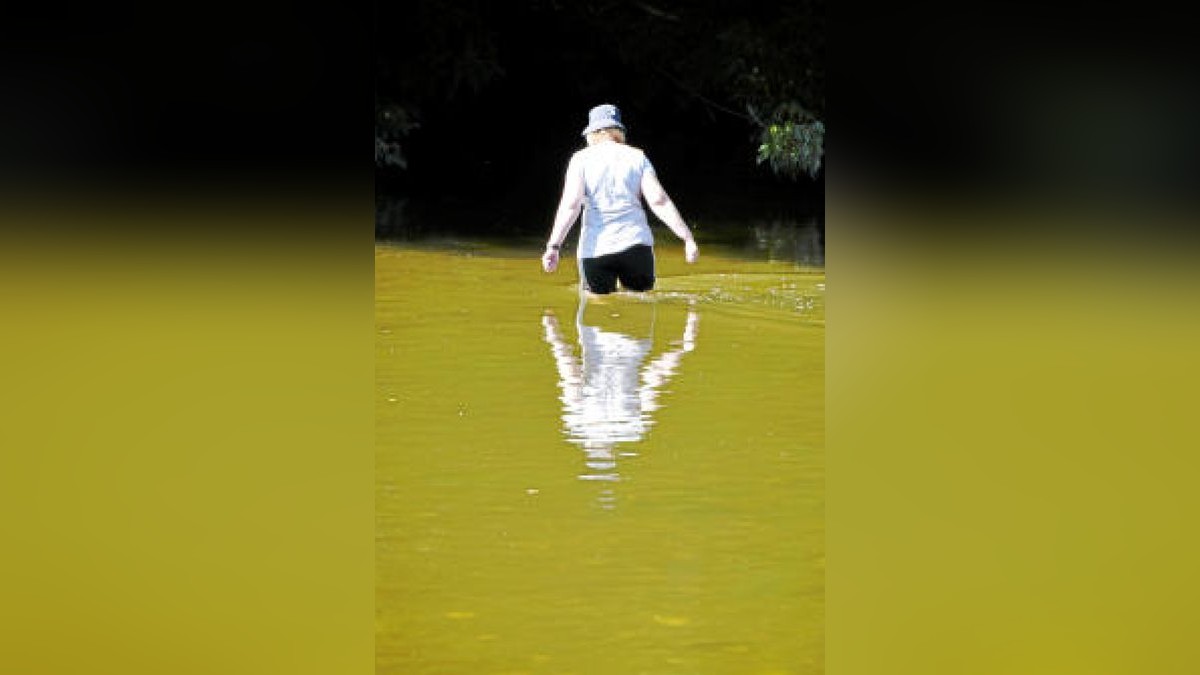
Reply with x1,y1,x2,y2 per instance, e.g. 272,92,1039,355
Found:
565,143,656,259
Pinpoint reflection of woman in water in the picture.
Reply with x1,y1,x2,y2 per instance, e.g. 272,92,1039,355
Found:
542,297,699,505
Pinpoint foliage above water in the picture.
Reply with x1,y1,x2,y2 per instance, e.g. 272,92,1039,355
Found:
376,0,824,181
756,103,825,180
375,104,419,169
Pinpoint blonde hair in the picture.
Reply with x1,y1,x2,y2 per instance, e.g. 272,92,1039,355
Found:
586,127,626,145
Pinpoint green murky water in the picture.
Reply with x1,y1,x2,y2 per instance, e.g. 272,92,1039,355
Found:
377,239,824,674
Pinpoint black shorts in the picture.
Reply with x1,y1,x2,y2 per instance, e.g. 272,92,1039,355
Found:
581,244,656,294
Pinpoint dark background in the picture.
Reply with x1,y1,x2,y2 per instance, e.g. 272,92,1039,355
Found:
0,0,829,240
375,0,826,241
6,0,1200,226
0,2,364,199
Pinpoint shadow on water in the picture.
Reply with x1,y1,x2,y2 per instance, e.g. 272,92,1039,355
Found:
710,215,825,267
541,294,699,510
375,192,824,268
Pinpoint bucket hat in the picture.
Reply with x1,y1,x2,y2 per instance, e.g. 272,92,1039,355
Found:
581,103,626,136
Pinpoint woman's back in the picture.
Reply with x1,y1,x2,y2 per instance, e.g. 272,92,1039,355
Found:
540,102,698,287
572,142,654,257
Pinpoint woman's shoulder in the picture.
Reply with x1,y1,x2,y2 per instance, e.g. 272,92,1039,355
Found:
573,143,649,165
624,146,654,169
616,145,651,166
567,146,595,167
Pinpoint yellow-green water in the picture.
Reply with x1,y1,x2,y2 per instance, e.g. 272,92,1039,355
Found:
377,241,824,674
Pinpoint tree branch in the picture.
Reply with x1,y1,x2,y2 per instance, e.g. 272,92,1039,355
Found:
651,66,758,125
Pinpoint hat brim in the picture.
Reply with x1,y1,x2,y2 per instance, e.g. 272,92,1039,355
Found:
581,121,626,136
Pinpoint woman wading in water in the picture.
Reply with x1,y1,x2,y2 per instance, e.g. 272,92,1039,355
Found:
541,103,699,294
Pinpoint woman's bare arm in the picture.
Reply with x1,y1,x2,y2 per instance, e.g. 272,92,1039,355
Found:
641,171,698,262
542,158,585,273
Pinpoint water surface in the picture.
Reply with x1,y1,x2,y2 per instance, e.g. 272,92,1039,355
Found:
377,239,824,673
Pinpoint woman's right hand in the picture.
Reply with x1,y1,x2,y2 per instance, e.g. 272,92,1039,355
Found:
684,239,699,264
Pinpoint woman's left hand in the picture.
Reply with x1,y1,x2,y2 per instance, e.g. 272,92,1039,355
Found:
542,248,560,273
684,239,699,264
